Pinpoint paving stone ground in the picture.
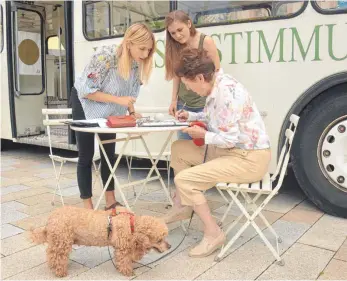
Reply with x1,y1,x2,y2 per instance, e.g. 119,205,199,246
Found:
1,144,346,280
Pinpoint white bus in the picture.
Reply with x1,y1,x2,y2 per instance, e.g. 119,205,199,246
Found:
0,0,346,217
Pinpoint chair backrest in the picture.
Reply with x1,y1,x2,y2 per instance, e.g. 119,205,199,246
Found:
271,114,300,191
42,108,72,156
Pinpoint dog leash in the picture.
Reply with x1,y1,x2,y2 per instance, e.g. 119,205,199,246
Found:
108,145,209,271
108,212,194,270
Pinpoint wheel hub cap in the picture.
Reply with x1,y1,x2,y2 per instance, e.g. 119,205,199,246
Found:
318,116,347,192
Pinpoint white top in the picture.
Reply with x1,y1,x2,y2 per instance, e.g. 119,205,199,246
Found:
187,70,270,150
70,125,187,134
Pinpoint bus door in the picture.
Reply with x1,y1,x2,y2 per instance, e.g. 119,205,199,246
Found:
9,2,46,138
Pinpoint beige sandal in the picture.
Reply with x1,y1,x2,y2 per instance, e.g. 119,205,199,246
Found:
189,232,226,258
162,206,193,224
104,202,124,211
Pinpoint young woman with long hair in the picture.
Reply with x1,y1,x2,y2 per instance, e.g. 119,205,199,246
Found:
164,10,220,139
71,23,156,210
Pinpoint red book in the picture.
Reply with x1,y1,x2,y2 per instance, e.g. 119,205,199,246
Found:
106,115,136,128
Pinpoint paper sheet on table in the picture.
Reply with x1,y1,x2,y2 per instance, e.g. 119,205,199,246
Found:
97,119,108,128
138,119,189,127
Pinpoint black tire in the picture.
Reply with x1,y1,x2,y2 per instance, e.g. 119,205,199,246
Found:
292,84,347,218
0,139,13,151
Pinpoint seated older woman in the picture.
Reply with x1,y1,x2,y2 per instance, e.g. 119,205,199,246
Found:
162,48,271,258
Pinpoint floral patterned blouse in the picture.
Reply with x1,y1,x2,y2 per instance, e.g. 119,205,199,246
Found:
188,70,270,150
74,44,141,119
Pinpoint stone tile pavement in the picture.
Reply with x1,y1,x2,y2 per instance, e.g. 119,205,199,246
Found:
1,145,347,280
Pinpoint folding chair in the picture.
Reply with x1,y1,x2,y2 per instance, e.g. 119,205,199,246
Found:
214,114,300,265
42,108,102,206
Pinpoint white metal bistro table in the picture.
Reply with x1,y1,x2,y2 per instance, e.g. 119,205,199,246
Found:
70,125,187,210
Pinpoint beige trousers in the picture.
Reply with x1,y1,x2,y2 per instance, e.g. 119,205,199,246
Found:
170,140,271,206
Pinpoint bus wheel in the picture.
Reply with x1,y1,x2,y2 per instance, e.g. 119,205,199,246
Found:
292,85,347,218
0,139,12,151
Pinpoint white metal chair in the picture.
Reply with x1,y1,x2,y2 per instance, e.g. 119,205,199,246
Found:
214,114,300,265
42,108,102,205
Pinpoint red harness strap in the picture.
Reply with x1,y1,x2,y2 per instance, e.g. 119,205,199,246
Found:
107,207,135,237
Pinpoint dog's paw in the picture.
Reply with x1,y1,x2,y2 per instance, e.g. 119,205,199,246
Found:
55,270,68,278
118,266,134,277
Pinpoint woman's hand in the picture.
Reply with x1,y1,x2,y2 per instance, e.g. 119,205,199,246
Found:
175,110,189,121
169,100,177,116
131,112,142,119
182,126,207,139
116,96,136,107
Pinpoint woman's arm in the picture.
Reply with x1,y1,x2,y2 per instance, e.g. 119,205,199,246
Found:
204,36,220,71
74,45,135,107
125,73,143,118
204,85,246,148
86,91,135,107
172,76,180,101
169,76,180,116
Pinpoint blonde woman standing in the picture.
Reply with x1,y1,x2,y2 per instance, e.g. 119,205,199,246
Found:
165,10,220,139
71,23,156,210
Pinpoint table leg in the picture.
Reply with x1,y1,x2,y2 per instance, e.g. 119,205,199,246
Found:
94,133,132,211
132,132,174,206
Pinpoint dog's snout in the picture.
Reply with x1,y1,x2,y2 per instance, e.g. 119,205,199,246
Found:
168,243,171,249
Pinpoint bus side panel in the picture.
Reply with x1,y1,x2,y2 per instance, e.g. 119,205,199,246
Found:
73,2,347,173
1,1,12,140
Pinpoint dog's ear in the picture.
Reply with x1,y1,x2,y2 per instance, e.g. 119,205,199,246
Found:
134,233,151,250
110,216,132,250
138,216,169,241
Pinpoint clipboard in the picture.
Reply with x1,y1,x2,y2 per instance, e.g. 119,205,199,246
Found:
63,119,105,127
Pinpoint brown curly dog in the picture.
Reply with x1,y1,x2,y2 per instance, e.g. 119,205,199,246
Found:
30,205,170,277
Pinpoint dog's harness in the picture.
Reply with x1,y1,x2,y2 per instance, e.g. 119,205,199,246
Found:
107,208,135,239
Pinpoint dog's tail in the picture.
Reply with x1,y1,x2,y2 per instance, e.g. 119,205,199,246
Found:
30,227,47,244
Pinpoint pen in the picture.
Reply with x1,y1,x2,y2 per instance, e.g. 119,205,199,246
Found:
178,102,186,115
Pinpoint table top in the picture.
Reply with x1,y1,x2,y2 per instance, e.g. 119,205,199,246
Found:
70,125,188,134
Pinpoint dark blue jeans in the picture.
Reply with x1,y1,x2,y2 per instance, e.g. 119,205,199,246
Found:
177,100,204,140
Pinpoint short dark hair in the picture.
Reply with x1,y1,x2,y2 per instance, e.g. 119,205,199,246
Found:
174,48,215,82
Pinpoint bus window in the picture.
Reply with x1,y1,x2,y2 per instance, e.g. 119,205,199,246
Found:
110,1,169,35
47,35,65,56
313,0,347,11
273,1,307,16
178,1,305,26
84,1,111,39
0,5,3,53
83,1,170,40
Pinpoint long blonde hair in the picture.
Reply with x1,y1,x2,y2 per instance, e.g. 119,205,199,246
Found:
164,10,197,81
117,23,156,84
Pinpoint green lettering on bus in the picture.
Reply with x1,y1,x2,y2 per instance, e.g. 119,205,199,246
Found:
327,24,347,61
257,28,285,63
155,39,165,68
245,31,254,64
290,25,322,62
224,32,243,64
210,33,223,62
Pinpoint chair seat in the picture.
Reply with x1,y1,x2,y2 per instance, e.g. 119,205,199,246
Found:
124,151,171,159
216,173,272,194
49,154,100,163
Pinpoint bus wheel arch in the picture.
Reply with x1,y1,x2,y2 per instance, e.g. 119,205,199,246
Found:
279,74,347,218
